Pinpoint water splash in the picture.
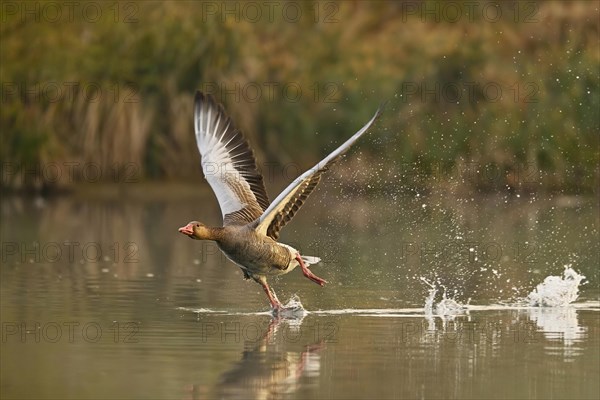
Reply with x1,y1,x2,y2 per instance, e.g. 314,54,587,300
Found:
527,265,586,307
274,295,308,322
281,294,305,310
421,278,468,316
423,279,437,315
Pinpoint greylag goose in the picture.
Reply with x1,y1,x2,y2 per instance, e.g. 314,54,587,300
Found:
179,91,382,312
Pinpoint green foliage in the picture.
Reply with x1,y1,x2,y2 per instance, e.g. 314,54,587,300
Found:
1,1,598,192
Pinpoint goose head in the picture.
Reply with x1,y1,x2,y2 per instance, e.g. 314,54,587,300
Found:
178,221,211,240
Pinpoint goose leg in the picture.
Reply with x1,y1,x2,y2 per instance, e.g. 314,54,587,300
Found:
256,276,282,310
296,254,327,286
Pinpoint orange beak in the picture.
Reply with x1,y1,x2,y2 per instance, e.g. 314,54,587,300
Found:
178,223,194,236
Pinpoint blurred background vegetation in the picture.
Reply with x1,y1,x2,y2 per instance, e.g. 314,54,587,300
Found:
1,1,598,193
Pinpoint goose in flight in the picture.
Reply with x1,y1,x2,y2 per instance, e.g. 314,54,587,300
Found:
179,91,383,312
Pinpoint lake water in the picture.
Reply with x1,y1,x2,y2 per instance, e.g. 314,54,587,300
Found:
1,185,598,399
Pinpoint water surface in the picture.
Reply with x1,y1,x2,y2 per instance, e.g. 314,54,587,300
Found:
1,187,598,399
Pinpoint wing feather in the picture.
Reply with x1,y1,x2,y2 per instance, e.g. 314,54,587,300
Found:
255,105,384,239
194,91,270,226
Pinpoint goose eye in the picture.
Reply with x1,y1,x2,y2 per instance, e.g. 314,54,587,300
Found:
195,224,200,227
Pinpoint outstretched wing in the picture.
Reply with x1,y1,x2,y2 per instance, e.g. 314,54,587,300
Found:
254,105,384,240
194,91,270,226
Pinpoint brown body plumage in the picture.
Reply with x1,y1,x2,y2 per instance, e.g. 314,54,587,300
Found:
190,223,295,276
179,92,383,312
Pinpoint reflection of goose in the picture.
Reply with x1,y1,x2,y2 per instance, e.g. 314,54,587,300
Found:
179,92,383,311
187,318,324,400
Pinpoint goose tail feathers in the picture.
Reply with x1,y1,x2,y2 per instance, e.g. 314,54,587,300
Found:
301,255,321,266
